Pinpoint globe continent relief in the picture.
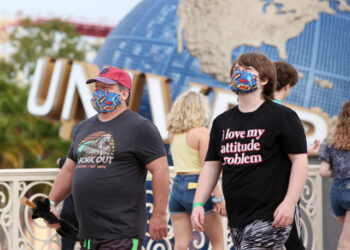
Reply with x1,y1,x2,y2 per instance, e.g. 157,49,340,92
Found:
94,0,350,122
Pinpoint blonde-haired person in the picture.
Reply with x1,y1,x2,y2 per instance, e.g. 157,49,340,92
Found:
319,100,350,250
167,91,226,250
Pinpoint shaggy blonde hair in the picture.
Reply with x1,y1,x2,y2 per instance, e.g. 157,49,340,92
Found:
329,100,350,151
167,91,209,133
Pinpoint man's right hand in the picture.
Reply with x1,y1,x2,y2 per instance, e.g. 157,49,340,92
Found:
44,205,60,230
148,212,168,242
191,205,205,232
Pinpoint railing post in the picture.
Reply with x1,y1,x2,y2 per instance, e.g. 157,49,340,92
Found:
314,166,323,250
9,179,20,250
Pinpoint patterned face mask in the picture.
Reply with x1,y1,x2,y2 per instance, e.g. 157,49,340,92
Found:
91,89,121,114
229,69,259,95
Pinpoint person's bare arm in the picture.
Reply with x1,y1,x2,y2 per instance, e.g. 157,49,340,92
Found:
146,156,170,241
46,158,75,229
197,127,209,167
197,129,226,216
319,160,332,177
191,160,222,231
273,153,308,228
49,158,75,205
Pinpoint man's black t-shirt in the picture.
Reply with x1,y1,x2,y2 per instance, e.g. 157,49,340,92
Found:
67,109,166,240
206,101,306,228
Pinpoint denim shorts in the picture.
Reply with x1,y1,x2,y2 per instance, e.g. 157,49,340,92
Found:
169,174,213,214
330,178,350,217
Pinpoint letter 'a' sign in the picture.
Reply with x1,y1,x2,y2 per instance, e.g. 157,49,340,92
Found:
27,57,330,145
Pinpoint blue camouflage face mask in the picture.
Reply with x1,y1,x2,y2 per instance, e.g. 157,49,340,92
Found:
229,69,259,95
91,89,121,114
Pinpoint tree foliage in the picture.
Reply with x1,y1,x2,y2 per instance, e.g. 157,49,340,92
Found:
9,18,99,80
0,18,100,169
0,79,71,168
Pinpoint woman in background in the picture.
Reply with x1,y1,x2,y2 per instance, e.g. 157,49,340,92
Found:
167,91,226,250
319,100,350,250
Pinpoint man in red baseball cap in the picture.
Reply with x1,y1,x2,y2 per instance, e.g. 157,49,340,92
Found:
86,66,132,90
87,67,132,110
45,66,170,250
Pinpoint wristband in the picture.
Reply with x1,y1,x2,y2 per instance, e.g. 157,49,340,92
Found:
212,196,224,203
49,199,57,207
192,202,204,209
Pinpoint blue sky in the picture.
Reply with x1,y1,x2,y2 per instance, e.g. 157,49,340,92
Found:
0,0,142,25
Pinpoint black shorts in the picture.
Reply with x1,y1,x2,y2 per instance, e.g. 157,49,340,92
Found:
79,238,143,250
285,204,305,250
284,220,305,250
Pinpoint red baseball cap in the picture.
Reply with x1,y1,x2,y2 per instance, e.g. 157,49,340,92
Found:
86,67,131,90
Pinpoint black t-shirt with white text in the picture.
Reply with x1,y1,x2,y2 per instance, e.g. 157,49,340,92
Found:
206,101,306,228
67,109,166,240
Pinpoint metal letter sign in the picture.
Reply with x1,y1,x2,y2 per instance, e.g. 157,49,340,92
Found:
27,57,330,144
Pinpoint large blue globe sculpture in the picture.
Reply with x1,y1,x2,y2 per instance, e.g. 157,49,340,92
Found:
93,0,350,249
94,0,350,120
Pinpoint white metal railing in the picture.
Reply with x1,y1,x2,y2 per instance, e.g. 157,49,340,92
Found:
0,165,322,250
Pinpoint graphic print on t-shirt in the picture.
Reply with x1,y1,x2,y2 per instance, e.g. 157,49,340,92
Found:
221,128,265,166
76,131,115,169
